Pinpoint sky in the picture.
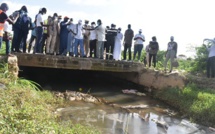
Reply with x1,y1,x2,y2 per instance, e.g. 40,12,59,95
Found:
2,0,215,57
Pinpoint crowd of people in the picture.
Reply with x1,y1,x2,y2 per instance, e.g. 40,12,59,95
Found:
0,3,179,73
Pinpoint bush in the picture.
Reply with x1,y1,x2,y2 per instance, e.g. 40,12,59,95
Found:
0,64,100,134
155,83,215,126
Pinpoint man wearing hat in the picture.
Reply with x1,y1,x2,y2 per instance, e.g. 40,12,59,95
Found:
133,29,145,62
59,16,70,55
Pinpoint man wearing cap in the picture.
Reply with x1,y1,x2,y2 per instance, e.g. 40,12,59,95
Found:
83,20,91,57
60,16,70,56
73,20,85,57
89,22,97,58
123,24,134,61
106,24,117,60
67,18,75,56
0,3,17,55
133,29,145,62
164,36,178,73
46,13,58,55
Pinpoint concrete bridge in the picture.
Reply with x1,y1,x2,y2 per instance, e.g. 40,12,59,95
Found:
14,53,144,72
0,54,185,90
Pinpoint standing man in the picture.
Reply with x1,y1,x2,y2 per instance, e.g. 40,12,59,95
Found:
67,18,75,56
40,16,50,54
84,19,106,59
106,24,117,60
83,20,90,57
89,22,97,58
19,8,33,53
148,36,159,68
73,20,85,57
133,29,145,62
3,22,12,55
55,15,62,55
28,22,36,53
11,6,28,53
60,16,70,56
123,24,134,61
95,19,106,59
0,3,17,55
203,38,215,78
35,8,47,54
113,28,123,61
164,36,178,73
46,13,58,55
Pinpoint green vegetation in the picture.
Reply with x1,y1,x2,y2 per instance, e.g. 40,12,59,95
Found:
0,64,100,134
0,42,6,55
155,83,215,126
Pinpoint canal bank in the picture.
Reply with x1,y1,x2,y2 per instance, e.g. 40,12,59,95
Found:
19,67,215,133
0,60,213,133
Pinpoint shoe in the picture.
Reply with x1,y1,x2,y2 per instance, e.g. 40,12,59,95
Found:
7,53,15,57
16,50,22,53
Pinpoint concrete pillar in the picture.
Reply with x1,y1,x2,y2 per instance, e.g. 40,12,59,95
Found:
7,56,19,80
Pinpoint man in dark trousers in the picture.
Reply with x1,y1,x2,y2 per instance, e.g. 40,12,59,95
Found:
0,3,18,55
123,24,134,61
106,24,117,60
19,7,33,53
148,36,159,68
11,6,28,53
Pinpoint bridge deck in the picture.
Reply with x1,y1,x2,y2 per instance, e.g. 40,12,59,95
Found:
12,53,144,72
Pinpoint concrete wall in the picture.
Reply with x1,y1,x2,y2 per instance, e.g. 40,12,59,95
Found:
16,54,143,73
111,68,186,90
0,54,186,90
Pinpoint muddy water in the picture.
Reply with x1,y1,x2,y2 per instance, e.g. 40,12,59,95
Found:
59,90,213,134
21,68,214,134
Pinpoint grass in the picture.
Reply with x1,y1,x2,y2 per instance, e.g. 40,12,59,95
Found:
155,83,215,127
0,63,100,134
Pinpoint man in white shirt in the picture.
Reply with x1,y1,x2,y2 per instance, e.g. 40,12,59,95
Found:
95,19,105,59
3,22,11,55
84,19,106,59
203,38,215,78
89,22,97,58
35,7,47,53
73,20,85,57
133,29,145,61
